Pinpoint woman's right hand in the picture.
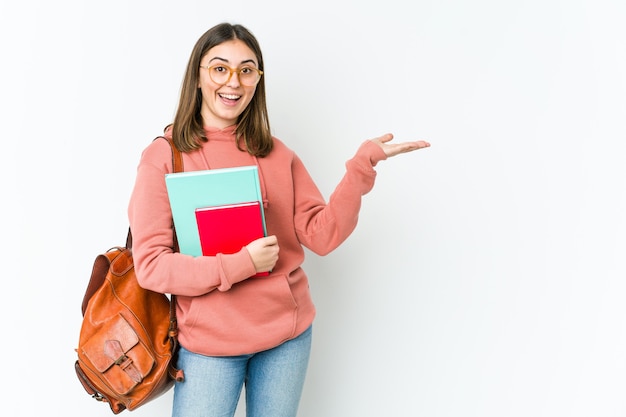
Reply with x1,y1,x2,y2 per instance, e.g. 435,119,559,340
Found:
246,235,279,273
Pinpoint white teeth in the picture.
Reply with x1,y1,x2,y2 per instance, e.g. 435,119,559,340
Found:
220,94,240,100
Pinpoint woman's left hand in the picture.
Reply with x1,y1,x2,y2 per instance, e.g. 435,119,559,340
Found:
370,133,430,158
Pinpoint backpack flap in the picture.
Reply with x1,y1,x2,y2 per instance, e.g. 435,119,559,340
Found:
81,314,156,395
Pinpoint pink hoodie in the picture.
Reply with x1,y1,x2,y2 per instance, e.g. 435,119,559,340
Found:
128,125,387,356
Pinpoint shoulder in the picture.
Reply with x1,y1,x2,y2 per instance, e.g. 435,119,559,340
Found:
266,136,296,160
138,136,176,172
270,136,292,153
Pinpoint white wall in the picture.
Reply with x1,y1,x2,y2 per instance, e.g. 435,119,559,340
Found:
2,0,625,416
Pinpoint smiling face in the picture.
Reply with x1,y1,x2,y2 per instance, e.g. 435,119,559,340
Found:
198,39,260,129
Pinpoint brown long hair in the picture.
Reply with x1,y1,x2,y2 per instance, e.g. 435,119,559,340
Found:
171,23,273,157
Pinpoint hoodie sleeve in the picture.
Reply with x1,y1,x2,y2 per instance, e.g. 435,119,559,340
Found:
127,139,257,296
293,140,388,255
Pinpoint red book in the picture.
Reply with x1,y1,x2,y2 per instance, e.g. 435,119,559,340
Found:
195,201,268,277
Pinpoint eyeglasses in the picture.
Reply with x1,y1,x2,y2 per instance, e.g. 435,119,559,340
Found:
200,65,263,86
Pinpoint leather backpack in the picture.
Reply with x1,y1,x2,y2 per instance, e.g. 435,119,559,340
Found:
74,136,184,414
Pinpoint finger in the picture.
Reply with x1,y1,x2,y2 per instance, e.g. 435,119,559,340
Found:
409,140,430,149
384,141,431,157
397,140,429,150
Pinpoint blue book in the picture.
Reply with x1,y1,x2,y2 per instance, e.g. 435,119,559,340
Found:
165,165,266,257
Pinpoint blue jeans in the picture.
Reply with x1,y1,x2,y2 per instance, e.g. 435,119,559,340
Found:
172,326,312,417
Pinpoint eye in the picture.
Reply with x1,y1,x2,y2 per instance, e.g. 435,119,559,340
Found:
240,67,254,75
213,66,228,73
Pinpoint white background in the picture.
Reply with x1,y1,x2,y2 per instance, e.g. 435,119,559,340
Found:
2,0,626,416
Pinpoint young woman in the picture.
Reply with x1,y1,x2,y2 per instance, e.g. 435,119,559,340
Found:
128,22,430,417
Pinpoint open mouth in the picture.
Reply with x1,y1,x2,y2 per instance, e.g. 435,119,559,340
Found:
219,93,241,102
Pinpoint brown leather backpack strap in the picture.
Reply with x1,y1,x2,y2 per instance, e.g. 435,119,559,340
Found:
157,135,183,253
159,135,183,174
126,228,133,249
126,135,184,377
126,136,183,250
157,136,184,381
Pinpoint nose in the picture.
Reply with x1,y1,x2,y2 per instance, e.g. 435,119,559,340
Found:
226,70,241,87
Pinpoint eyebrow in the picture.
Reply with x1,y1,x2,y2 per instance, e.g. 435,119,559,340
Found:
208,56,258,67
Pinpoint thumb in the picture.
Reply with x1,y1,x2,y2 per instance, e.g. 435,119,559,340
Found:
263,235,278,246
375,133,394,144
